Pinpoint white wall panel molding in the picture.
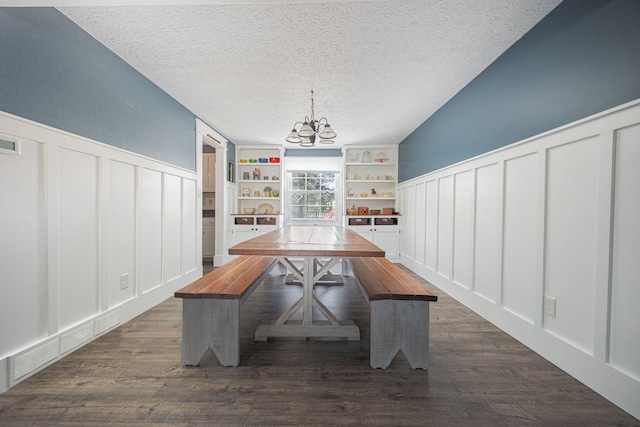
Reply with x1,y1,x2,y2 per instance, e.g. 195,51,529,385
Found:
609,123,640,381
0,111,200,393
398,99,640,419
474,162,502,303
437,176,454,280
453,170,474,290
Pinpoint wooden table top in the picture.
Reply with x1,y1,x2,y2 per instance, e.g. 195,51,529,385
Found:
229,226,385,258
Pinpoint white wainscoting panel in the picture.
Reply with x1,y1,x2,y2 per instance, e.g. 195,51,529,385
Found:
398,100,640,419
544,136,599,354
474,163,501,303
609,123,640,380
403,184,417,261
453,170,474,289
0,110,200,393
138,168,163,294
163,173,182,284
425,180,438,271
502,153,538,323
0,138,47,354
437,176,453,279
181,178,197,275
108,160,136,307
57,148,100,331
414,182,427,265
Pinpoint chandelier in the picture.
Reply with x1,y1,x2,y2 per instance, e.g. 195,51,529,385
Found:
285,90,337,147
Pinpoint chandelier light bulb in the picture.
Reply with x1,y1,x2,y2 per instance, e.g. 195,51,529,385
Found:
319,123,336,139
298,121,315,138
286,129,302,143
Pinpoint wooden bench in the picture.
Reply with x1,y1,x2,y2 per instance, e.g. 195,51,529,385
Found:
347,257,438,369
175,255,278,367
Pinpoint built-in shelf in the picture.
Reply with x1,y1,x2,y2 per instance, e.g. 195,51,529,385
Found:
345,162,396,166
346,197,395,200
237,197,281,200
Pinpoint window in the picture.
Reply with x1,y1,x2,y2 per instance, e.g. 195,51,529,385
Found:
289,171,337,221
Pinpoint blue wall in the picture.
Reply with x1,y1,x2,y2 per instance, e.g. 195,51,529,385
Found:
0,8,197,171
285,148,342,157
398,0,640,182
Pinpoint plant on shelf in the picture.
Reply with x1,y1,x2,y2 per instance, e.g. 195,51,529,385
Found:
271,189,280,197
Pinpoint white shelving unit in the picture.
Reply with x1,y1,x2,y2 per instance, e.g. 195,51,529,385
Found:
232,145,284,246
343,145,400,259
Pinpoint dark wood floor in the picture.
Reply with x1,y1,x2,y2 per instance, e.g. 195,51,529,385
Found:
1,263,638,426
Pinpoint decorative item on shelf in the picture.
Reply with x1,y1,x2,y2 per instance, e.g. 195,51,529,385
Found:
241,188,250,197
272,175,279,180
285,90,337,147
263,175,269,180
383,207,394,215
374,151,389,163
264,186,272,197
347,188,354,197
269,157,280,163
258,203,274,214
257,208,267,214
370,209,381,215
271,189,280,197
346,205,357,215
357,206,369,215
360,192,368,197
381,192,393,197
239,159,248,163
254,190,260,197
361,150,372,162
358,174,369,180
253,168,261,179
242,208,255,214
249,159,257,163
346,173,356,180
371,188,377,196
348,151,359,162
243,172,250,180
258,158,268,163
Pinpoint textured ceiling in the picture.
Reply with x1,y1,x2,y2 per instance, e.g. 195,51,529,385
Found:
53,0,562,148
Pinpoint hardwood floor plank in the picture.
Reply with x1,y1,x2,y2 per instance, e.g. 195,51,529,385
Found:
0,264,637,426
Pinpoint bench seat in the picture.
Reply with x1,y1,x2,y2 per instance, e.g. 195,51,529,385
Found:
348,257,437,369
175,255,277,366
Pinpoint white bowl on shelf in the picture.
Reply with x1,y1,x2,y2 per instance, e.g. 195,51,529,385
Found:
358,174,369,180
346,173,357,180
242,208,255,214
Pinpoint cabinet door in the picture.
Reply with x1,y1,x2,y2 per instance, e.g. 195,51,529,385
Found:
203,153,216,192
373,227,400,259
203,224,215,257
349,227,374,242
232,227,255,246
255,225,277,238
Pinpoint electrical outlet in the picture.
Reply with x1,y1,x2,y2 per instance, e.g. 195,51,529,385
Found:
544,295,556,318
120,273,129,290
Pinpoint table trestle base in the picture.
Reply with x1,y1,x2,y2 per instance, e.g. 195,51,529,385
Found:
255,320,360,341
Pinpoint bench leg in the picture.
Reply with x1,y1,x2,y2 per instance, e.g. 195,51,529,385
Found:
181,299,241,367
370,300,430,369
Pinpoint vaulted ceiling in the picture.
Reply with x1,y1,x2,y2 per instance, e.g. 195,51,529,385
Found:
14,0,562,147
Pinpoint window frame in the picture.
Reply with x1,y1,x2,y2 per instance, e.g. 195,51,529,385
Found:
285,170,342,226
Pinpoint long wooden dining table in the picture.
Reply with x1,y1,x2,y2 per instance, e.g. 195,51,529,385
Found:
228,226,385,341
